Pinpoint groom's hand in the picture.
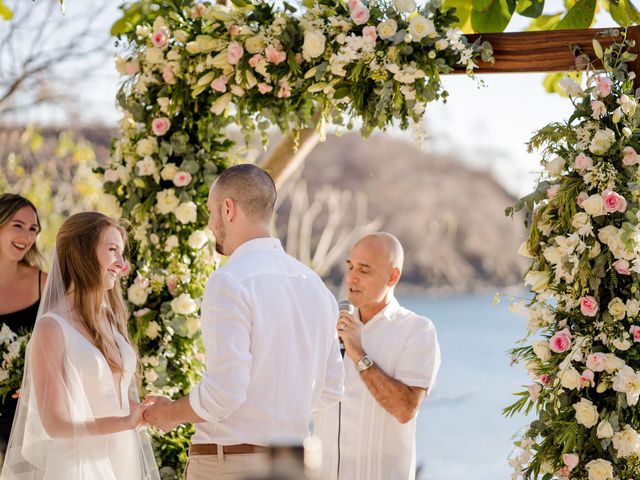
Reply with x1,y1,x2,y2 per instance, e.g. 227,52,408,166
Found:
143,396,179,432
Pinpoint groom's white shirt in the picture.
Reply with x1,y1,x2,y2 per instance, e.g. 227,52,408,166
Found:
189,237,344,445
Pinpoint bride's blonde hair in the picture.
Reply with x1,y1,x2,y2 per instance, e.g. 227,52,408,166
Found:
56,212,131,371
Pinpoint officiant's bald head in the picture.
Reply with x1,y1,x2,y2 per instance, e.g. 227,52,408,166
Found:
210,164,276,222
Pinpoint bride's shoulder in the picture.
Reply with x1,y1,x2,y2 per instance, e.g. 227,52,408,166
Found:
32,314,65,339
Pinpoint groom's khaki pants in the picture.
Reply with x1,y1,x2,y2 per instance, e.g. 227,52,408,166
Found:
184,452,270,479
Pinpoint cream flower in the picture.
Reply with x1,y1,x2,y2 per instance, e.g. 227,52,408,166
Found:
585,459,613,480
408,15,435,42
302,30,326,61
573,398,599,427
175,201,198,224
156,189,180,215
377,19,398,40
171,293,198,315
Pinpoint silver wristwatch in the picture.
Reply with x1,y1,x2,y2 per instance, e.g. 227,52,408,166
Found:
355,354,374,373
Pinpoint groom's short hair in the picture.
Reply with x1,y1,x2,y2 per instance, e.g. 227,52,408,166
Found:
213,164,277,221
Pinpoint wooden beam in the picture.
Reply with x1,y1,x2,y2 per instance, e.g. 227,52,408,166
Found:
452,26,640,74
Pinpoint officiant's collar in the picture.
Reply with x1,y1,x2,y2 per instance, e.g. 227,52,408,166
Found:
358,296,401,327
227,237,283,263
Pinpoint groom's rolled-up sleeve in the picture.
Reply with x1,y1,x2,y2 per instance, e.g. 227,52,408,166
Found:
189,271,253,423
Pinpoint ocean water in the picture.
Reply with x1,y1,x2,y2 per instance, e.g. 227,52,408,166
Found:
398,293,532,480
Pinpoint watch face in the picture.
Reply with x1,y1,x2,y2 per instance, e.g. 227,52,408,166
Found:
363,357,373,367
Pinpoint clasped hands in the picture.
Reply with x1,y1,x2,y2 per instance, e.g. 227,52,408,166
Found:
128,395,179,432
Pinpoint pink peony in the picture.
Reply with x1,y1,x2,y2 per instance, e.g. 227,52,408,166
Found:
549,328,572,353
602,189,627,213
546,184,560,198
597,77,613,97
173,171,192,187
162,65,176,84
363,26,377,43
351,5,370,25
348,0,360,10
210,76,228,93
265,45,286,64
257,83,273,94
614,259,631,275
227,41,244,65
229,25,240,37
580,295,599,317
151,29,170,49
249,54,263,68
574,153,593,170
576,191,589,208
125,61,140,75
630,325,640,342
586,353,607,372
151,117,171,136
622,146,638,166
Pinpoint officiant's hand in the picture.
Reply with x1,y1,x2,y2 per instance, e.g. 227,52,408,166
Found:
338,312,364,363
143,395,179,432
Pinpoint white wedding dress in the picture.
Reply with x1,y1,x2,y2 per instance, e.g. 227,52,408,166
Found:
1,311,159,480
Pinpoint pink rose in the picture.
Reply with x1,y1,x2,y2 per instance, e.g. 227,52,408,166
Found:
563,453,579,471
579,369,594,387
549,328,572,353
257,82,273,94
265,45,286,64
622,146,638,166
581,295,599,317
151,117,171,136
351,5,370,25
210,76,228,93
614,259,631,275
162,65,176,84
173,171,192,187
557,466,570,477
602,189,627,213
586,353,607,372
227,41,244,65
630,325,640,342
546,184,560,198
229,25,240,37
151,28,170,49
125,61,140,75
249,54,263,68
597,77,612,97
574,153,593,170
277,83,291,98
348,0,360,10
539,374,549,385
363,26,377,43
576,191,589,208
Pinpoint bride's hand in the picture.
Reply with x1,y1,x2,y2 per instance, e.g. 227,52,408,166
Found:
126,399,151,429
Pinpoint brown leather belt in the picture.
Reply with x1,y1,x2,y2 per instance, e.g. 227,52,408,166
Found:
189,443,268,456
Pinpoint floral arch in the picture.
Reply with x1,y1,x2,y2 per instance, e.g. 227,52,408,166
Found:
103,0,640,478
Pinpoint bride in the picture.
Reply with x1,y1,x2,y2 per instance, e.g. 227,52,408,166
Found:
1,212,159,479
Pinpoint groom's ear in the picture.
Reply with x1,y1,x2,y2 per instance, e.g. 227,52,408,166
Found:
223,197,236,221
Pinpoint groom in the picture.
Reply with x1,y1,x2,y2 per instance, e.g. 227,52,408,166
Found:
144,164,344,479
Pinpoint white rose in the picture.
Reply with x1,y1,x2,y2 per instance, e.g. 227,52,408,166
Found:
560,366,581,390
613,338,632,351
175,201,198,224
156,189,180,215
583,194,605,216
597,420,614,439
245,36,265,54
164,235,179,252
408,15,435,42
532,341,551,362
144,369,159,384
136,137,158,157
0,324,16,345
627,299,640,317
574,398,599,427
377,19,398,40
145,47,165,64
393,0,416,13
161,163,179,181
546,156,565,176
589,128,616,155
136,157,158,177
586,459,613,480
609,297,626,320
612,425,640,458
598,225,619,244
171,293,197,315
188,230,209,249
302,30,326,62
145,321,161,340
128,284,148,306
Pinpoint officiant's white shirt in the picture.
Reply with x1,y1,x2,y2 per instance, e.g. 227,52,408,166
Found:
313,298,441,480
189,237,344,446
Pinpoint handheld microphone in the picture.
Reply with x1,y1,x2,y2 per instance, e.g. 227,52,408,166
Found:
338,300,355,357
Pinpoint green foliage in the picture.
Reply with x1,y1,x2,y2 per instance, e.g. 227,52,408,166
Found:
554,0,597,29
471,0,517,32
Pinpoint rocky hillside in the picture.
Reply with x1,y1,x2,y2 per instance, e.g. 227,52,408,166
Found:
272,133,529,292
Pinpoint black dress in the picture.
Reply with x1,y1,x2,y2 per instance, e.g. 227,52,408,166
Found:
0,271,41,451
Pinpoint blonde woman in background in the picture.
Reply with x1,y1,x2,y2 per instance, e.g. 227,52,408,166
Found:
0,194,48,458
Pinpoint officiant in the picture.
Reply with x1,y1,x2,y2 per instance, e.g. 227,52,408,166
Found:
313,232,441,480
